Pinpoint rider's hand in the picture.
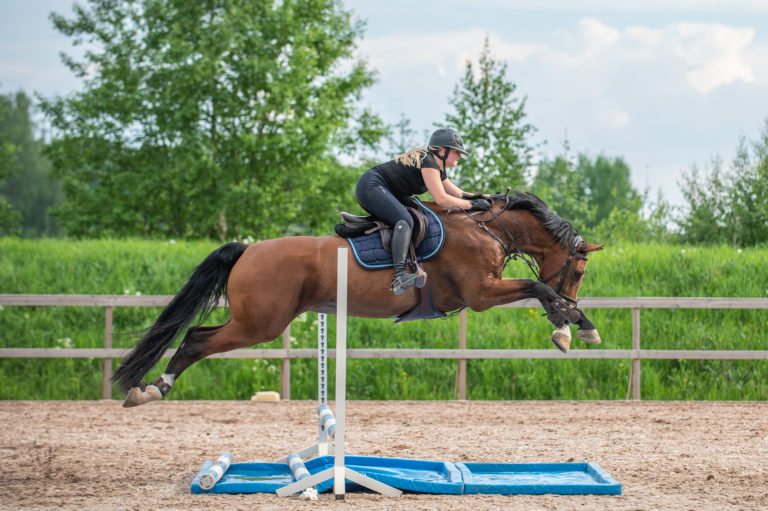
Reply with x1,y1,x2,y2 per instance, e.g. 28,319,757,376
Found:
469,198,491,211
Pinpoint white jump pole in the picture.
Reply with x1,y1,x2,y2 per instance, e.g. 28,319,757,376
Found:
275,247,401,499
333,246,348,498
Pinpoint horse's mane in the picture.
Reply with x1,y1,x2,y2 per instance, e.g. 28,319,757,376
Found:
502,191,577,247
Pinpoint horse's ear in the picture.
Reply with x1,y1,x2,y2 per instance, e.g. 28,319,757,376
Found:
577,241,604,253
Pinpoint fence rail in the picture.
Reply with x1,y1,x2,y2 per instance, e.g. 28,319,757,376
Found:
1,294,767,400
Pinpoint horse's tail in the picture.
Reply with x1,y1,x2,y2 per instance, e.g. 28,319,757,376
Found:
112,241,248,393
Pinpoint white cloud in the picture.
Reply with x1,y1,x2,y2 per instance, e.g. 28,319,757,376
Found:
546,18,756,95
462,0,768,10
356,28,544,78
359,18,759,100
670,23,756,94
596,100,630,128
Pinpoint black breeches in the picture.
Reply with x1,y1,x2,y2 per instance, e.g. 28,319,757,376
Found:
355,169,413,230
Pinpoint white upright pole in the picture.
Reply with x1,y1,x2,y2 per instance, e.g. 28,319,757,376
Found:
334,246,348,499
276,246,400,499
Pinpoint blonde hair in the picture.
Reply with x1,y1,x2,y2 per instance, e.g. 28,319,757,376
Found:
392,147,428,168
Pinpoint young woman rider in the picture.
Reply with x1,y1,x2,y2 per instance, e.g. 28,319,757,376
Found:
355,128,491,295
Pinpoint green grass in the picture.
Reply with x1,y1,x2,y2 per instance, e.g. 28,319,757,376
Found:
1,238,767,401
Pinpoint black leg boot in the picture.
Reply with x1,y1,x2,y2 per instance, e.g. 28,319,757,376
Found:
390,220,420,295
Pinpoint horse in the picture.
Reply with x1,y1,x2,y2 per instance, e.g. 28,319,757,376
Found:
113,191,603,407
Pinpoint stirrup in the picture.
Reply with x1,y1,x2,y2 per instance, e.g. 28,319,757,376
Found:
390,272,420,295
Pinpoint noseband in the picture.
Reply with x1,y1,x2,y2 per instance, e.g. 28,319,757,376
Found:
449,198,587,305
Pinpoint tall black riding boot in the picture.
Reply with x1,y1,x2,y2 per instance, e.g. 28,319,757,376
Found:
390,220,420,295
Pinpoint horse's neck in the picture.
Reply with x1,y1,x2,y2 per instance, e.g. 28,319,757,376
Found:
498,209,554,255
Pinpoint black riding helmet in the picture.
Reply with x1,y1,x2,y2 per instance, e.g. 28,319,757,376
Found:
428,128,468,168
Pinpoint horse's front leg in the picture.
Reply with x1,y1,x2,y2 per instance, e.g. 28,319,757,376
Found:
571,307,601,345
467,278,577,352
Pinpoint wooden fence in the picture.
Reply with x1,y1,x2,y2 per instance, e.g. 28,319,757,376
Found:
1,294,767,400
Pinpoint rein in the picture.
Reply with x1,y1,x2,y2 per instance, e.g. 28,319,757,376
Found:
447,197,585,305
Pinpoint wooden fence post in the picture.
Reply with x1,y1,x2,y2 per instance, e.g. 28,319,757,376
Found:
102,306,113,400
281,325,291,400
631,308,641,400
455,309,467,400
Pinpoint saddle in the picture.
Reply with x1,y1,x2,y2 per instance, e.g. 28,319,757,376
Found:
334,207,430,254
334,201,446,323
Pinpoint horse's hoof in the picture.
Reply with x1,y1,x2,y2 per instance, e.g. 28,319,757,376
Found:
551,325,571,353
578,329,602,345
122,384,163,408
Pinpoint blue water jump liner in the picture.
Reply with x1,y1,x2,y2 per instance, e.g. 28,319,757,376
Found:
191,456,622,496
456,461,623,495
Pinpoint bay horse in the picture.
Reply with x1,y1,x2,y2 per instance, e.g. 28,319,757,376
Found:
113,191,603,407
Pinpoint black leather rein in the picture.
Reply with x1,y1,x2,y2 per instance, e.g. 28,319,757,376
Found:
449,198,586,305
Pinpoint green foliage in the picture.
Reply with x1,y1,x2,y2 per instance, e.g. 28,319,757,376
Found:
0,94,21,233
531,145,596,231
576,153,641,226
533,144,672,243
0,90,62,237
677,119,768,246
1,238,767,401
444,36,535,192
40,0,382,240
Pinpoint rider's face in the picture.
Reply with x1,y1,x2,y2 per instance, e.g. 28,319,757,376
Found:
445,149,463,168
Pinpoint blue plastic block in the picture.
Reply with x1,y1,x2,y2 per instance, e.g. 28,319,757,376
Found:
456,462,622,495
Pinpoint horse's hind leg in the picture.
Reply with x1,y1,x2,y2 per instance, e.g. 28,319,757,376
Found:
122,321,264,407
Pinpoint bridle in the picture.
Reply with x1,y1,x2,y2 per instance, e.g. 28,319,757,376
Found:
447,197,588,305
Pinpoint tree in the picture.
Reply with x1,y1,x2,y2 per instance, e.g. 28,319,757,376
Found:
727,127,768,246
387,114,417,156
41,0,382,240
677,120,768,246
532,144,650,238
531,142,596,232
576,153,641,228
0,94,20,234
676,161,729,244
444,37,535,193
0,90,62,237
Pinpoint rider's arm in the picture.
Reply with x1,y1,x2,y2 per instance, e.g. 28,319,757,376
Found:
441,178,469,199
421,167,472,209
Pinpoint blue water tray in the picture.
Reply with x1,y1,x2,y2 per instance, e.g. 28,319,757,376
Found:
191,455,463,495
456,462,622,495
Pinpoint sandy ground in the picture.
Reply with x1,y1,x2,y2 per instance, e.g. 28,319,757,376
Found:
0,400,766,511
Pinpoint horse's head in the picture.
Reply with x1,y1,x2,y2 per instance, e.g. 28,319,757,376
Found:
540,234,603,306
536,233,604,353
495,191,604,351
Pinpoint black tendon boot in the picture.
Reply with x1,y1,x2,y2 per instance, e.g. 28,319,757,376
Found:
390,220,420,295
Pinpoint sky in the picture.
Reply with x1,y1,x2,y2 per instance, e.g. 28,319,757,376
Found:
2,1,768,208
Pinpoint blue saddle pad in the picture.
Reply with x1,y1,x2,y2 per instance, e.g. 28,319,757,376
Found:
344,199,445,269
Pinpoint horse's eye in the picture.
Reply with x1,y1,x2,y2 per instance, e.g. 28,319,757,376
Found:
573,271,584,280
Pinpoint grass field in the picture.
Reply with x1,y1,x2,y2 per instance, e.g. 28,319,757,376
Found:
1,237,766,400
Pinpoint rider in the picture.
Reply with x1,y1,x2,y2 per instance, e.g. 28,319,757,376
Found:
355,128,491,295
